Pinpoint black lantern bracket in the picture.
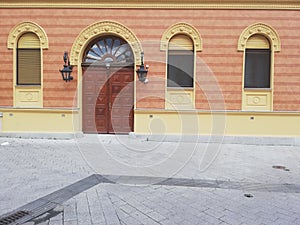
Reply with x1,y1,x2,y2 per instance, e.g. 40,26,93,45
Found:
59,51,73,82
136,51,149,84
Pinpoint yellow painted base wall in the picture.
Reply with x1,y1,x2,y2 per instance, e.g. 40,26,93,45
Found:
0,108,299,137
134,110,300,137
0,108,79,133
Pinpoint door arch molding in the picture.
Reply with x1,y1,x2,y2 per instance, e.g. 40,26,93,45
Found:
70,20,143,66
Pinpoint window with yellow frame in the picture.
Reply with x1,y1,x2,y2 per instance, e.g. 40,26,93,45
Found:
238,23,281,111
17,33,41,85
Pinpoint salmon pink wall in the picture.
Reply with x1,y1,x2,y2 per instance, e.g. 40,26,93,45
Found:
0,8,299,110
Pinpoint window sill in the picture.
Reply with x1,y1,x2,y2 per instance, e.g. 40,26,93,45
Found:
244,88,272,92
167,87,194,91
15,85,41,88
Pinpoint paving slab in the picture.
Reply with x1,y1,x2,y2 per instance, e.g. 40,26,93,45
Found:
0,134,300,225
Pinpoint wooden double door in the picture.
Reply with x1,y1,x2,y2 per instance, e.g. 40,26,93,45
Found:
82,65,134,133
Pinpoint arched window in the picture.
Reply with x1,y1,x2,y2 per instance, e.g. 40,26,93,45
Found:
161,23,202,109
167,34,194,87
238,23,280,111
17,33,41,85
82,35,134,65
7,22,48,107
244,34,271,89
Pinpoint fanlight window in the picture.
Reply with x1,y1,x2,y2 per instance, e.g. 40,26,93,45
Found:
83,36,134,64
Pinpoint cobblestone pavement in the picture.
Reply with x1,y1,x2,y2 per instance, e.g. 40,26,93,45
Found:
0,135,300,225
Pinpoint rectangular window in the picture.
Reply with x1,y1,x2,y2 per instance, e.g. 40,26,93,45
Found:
167,50,194,87
244,49,270,88
17,48,41,85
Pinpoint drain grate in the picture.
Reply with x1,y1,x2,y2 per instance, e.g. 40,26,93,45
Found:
2,174,300,225
0,210,29,225
272,165,290,171
0,174,110,225
244,193,254,198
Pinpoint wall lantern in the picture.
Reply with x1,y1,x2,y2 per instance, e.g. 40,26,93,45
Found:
136,51,149,84
59,51,73,82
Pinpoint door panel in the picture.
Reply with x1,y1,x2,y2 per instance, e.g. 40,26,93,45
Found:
82,66,134,133
82,66,108,133
95,80,109,133
109,67,134,133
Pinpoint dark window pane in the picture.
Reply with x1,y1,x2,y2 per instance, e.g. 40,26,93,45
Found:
244,49,270,88
167,51,194,87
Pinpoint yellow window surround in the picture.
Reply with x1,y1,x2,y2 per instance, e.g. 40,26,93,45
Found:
8,21,48,108
237,23,280,52
161,22,202,52
239,23,281,111
162,23,201,110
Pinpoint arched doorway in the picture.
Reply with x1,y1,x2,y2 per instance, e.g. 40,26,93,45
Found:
82,35,134,133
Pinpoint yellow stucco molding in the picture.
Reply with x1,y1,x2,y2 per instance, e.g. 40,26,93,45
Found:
0,107,79,113
15,86,43,108
160,23,202,51
242,89,272,111
7,21,49,49
134,108,300,116
70,20,142,65
1,0,300,10
238,22,281,52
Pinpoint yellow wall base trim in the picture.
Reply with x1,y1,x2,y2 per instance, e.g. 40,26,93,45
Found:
0,132,83,139
0,108,79,133
134,109,300,137
1,108,299,137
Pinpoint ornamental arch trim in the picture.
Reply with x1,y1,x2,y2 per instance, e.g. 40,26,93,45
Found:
70,20,142,65
238,22,281,52
160,22,202,51
7,21,49,49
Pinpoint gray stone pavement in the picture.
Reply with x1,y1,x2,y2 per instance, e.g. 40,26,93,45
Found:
0,134,300,224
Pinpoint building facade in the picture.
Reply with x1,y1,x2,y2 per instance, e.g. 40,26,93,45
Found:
0,0,299,137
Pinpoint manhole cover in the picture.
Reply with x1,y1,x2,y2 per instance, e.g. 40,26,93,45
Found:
0,210,30,225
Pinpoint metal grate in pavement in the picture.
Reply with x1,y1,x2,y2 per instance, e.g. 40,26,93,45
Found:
1,174,299,224
0,211,29,225
0,174,112,224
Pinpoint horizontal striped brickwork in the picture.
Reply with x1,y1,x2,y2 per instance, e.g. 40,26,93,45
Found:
0,8,299,110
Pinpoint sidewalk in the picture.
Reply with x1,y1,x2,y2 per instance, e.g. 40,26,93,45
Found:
0,135,299,225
